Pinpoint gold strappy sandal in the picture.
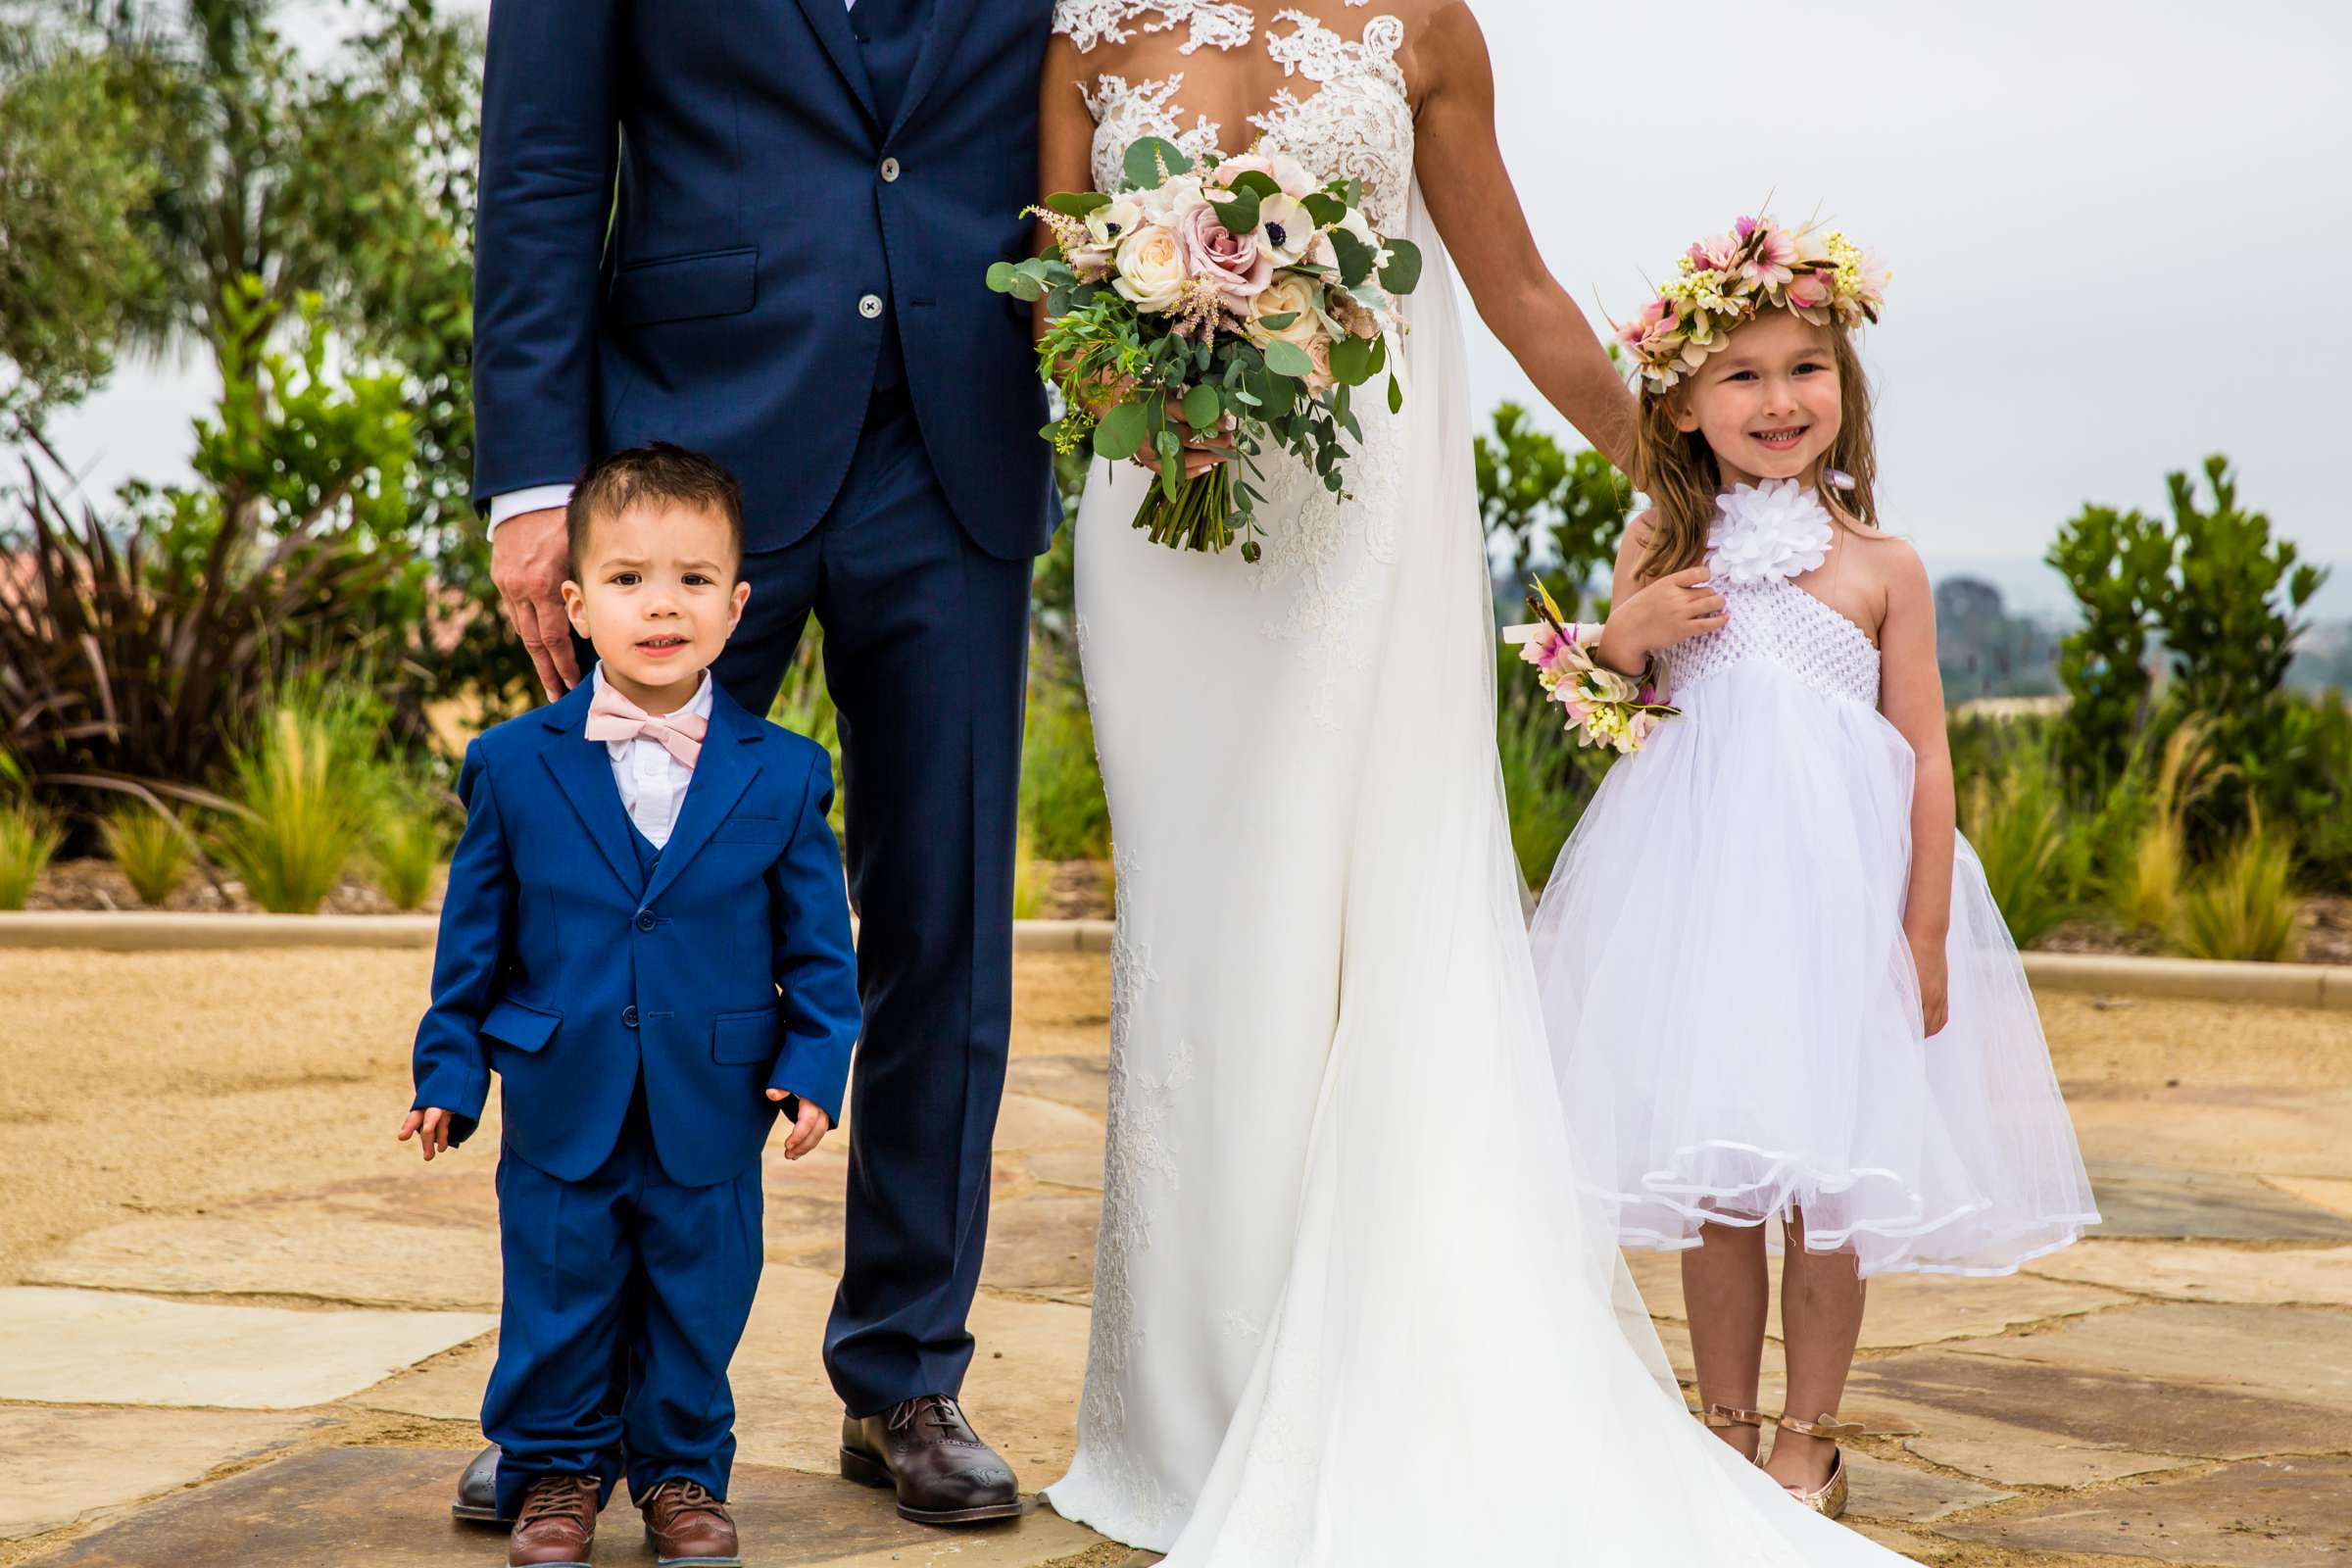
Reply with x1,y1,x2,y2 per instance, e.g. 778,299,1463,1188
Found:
1701,1403,1769,1465
1774,1411,1866,1518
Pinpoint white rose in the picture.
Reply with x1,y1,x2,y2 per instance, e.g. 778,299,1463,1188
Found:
1247,274,1330,353
1113,222,1188,314
1135,173,1204,226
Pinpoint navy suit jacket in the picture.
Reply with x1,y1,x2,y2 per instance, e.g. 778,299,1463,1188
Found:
411,679,861,1189
472,0,1057,560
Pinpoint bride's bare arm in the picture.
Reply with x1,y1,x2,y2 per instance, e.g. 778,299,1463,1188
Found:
1411,3,1637,472
1035,37,1098,343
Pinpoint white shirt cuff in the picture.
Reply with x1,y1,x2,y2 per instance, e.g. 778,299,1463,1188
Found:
486,483,576,536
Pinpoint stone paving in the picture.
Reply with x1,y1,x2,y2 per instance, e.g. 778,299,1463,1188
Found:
3,949,2349,1566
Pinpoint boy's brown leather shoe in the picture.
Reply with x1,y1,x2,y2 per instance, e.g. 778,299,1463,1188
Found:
640,1478,742,1566
507,1473,600,1568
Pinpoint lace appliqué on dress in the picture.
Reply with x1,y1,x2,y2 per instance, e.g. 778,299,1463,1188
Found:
1054,0,1256,55
1081,74,1227,180
1074,845,1199,1540
1250,11,1411,231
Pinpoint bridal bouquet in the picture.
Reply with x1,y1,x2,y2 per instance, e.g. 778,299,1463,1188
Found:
1514,580,1679,756
987,136,1421,562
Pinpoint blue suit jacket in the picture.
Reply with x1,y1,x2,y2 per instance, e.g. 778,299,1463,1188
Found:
471,0,1056,560
411,679,861,1189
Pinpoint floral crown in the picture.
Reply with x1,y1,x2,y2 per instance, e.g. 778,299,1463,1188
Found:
1615,215,1889,391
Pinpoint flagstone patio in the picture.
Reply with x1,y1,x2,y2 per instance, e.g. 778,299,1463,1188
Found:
3,949,2347,1566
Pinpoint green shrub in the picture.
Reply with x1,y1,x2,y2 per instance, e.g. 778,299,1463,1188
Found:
1496,663,1596,888
1022,676,1110,861
2114,716,2226,933
97,803,195,906
0,802,63,910
1012,823,1045,921
368,786,448,912
2177,817,2301,962
768,632,847,840
1961,747,2075,949
215,687,385,914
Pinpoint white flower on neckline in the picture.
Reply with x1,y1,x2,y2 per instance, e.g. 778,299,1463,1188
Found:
1706,478,1834,585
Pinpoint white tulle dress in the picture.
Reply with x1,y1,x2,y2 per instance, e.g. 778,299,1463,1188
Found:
1532,482,2099,1278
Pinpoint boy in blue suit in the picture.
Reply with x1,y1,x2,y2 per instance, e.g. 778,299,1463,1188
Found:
403,444,860,1568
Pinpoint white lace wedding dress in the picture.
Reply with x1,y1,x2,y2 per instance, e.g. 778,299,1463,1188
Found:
1045,5,1919,1561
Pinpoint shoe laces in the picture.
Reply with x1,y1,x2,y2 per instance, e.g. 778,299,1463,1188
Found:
888,1394,968,1438
649,1479,725,1524
518,1475,596,1528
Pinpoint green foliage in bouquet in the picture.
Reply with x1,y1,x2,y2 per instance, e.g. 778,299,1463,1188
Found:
990,136,1421,563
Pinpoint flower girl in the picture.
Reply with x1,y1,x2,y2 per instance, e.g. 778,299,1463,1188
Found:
1530,215,2098,1519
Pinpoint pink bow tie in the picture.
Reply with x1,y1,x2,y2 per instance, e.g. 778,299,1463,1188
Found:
585,686,709,767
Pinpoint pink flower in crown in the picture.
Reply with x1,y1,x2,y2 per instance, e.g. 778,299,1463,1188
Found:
1849,247,1891,316
1617,297,1685,361
1740,221,1797,292
1688,229,1741,273
1784,269,1835,320
1174,198,1272,313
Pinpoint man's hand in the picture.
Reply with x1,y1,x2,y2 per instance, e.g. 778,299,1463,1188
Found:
766,1088,833,1160
398,1107,459,1162
1594,565,1727,677
490,506,581,700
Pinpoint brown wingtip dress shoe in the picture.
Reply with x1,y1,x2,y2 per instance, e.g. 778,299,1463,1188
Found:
840,1395,1021,1525
507,1472,600,1568
640,1478,744,1566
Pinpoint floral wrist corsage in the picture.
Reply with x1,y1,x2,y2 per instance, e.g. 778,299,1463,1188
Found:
1506,580,1679,756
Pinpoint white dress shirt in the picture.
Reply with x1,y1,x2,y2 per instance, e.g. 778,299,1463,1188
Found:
593,663,714,851
486,0,860,538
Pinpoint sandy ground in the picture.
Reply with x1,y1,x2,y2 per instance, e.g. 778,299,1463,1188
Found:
8,950,2349,1286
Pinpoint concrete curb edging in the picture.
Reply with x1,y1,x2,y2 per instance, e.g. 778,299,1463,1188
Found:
0,911,2341,1007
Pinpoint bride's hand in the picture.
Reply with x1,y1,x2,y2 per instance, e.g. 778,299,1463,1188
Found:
1136,428,1234,482
1594,566,1727,675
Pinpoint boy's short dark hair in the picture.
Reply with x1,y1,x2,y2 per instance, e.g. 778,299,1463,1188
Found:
566,442,746,577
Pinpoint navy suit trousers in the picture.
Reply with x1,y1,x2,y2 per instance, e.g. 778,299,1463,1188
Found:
485,1091,763,1515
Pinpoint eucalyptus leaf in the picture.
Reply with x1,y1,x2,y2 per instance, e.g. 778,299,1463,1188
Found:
1379,236,1424,295
1213,186,1261,236
1094,401,1148,462
1182,382,1223,431
1256,311,1300,331
1328,335,1374,387
1300,192,1345,228
1123,136,1190,190
1263,339,1315,378
1226,171,1283,203
984,262,1018,294
1044,190,1112,219
1388,372,1403,415
1329,227,1375,288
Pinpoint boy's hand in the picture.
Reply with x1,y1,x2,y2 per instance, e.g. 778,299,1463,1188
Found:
1595,565,1727,676
398,1107,459,1161
766,1088,832,1160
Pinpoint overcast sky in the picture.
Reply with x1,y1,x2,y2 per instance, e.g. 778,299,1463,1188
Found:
50,0,2350,615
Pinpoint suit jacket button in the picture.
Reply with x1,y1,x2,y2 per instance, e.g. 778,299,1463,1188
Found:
879,156,901,182
858,293,883,319
622,1004,640,1029
635,909,658,933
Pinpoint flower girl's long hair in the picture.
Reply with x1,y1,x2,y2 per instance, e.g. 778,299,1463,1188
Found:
1630,314,1882,581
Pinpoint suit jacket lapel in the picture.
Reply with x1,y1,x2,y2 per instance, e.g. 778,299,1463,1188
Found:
639,689,763,909
794,0,881,128
538,683,645,899
886,0,982,143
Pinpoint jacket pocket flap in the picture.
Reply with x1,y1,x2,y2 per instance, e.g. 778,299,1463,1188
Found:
711,1006,780,1065
483,999,561,1054
712,815,789,845
612,247,758,327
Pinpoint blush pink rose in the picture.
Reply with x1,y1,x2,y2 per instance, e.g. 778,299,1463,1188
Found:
1784,270,1834,315
1175,199,1273,313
